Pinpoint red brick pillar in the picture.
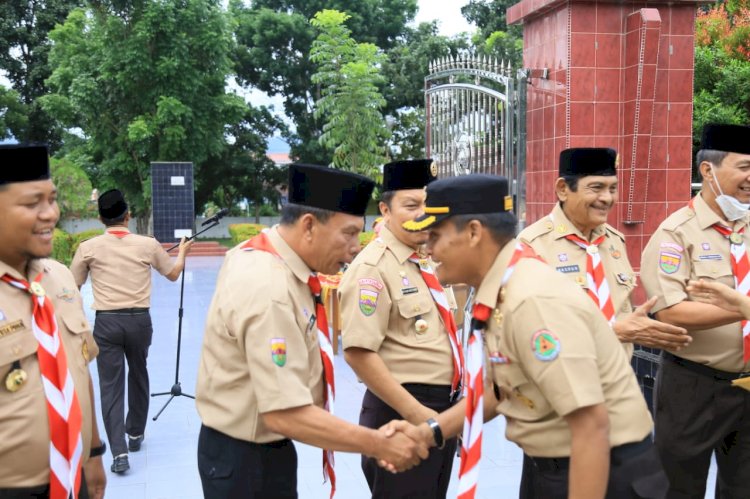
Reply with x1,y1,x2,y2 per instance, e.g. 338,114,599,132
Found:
508,0,703,272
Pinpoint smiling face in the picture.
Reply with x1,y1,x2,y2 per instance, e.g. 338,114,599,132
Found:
705,152,750,204
556,175,618,238
382,188,428,247
310,212,365,274
0,179,60,274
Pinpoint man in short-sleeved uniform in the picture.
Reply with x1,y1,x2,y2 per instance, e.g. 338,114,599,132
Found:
195,164,429,499
339,159,460,498
70,189,192,473
402,174,668,498
0,144,106,498
641,123,750,498
519,148,689,356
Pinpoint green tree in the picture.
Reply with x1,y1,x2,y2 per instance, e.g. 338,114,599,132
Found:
693,0,750,181
231,0,417,163
0,0,82,148
50,156,94,220
310,9,388,177
461,0,522,68
0,87,28,140
197,105,287,222
42,0,245,232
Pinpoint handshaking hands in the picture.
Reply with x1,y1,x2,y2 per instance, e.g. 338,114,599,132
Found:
374,419,433,473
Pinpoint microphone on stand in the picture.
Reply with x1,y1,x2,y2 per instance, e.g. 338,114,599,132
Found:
202,208,229,226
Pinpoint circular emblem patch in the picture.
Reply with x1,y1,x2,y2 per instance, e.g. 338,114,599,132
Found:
531,329,561,362
430,161,438,177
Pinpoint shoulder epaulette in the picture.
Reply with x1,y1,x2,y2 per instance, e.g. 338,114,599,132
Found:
604,223,625,241
518,217,553,243
358,237,388,266
660,207,694,232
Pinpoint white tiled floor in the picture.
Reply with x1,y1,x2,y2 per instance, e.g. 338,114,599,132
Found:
81,256,716,499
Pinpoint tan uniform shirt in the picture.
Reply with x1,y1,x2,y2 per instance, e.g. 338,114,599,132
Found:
641,193,750,372
195,227,325,443
519,204,637,356
70,228,174,310
478,240,652,457
0,258,99,487
339,226,454,386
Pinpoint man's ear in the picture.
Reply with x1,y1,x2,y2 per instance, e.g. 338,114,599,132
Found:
300,213,316,240
378,201,389,218
467,219,484,247
554,177,568,203
699,161,714,182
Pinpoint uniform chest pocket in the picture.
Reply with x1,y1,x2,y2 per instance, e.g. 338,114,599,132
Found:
58,307,95,371
693,259,733,281
0,321,38,370
396,294,434,342
495,363,552,421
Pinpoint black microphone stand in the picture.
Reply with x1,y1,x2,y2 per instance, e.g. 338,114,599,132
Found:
151,215,224,421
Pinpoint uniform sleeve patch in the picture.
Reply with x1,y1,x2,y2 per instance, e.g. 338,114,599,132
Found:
358,277,383,290
359,289,380,316
271,338,287,367
659,251,681,274
660,242,684,253
531,329,560,361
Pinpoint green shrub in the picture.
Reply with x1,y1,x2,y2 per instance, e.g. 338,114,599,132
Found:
228,223,268,246
71,229,104,256
359,231,376,247
51,228,73,266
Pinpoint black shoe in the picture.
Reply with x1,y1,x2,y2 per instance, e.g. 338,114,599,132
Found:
128,435,144,452
111,455,130,474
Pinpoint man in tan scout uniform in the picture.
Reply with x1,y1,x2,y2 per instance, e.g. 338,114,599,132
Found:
641,123,750,499
400,174,667,498
0,144,106,498
195,163,428,499
339,159,460,498
70,189,192,474
519,147,689,355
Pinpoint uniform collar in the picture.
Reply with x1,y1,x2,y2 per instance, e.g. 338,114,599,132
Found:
693,191,750,230
473,240,518,309
0,258,47,283
550,203,607,242
266,226,315,284
379,225,421,264
105,226,130,234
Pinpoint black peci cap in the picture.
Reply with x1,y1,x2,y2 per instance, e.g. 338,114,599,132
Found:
98,189,128,219
0,144,50,185
288,164,375,216
559,148,617,178
700,124,750,155
382,159,437,192
403,174,513,231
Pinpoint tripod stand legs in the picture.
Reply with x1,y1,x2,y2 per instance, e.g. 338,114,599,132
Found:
151,382,195,421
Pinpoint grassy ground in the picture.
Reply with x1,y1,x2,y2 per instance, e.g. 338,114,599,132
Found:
197,237,234,248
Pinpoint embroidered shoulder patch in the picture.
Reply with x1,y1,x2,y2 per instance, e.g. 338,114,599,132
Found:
659,251,681,274
660,242,684,253
358,278,383,290
531,329,561,362
359,289,379,316
271,338,287,367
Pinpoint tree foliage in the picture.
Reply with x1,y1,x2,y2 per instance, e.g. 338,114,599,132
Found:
310,9,388,177
231,0,417,163
461,0,522,68
0,0,82,147
694,1,750,145
50,156,95,220
42,0,246,231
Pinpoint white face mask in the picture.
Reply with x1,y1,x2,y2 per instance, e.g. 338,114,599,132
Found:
708,164,750,221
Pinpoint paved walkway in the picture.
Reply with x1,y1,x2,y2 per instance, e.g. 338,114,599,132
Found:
81,256,716,499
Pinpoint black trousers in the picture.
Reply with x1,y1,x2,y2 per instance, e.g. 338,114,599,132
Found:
655,357,750,499
197,424,297,499
93,311,153,456
519,437,669,499
359,384,458,499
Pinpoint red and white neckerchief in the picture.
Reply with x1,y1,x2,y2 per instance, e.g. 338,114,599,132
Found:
241,233,337,497
564,233,615,325
105,228,129,239
689,197,750,362
1,272,83,499
708,224,750,362
458,242,542,499
408,253,464,396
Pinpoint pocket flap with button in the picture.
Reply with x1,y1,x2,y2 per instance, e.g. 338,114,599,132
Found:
0,321,38,368
60,310,91,336
397,294,432,319
693,259,732,280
